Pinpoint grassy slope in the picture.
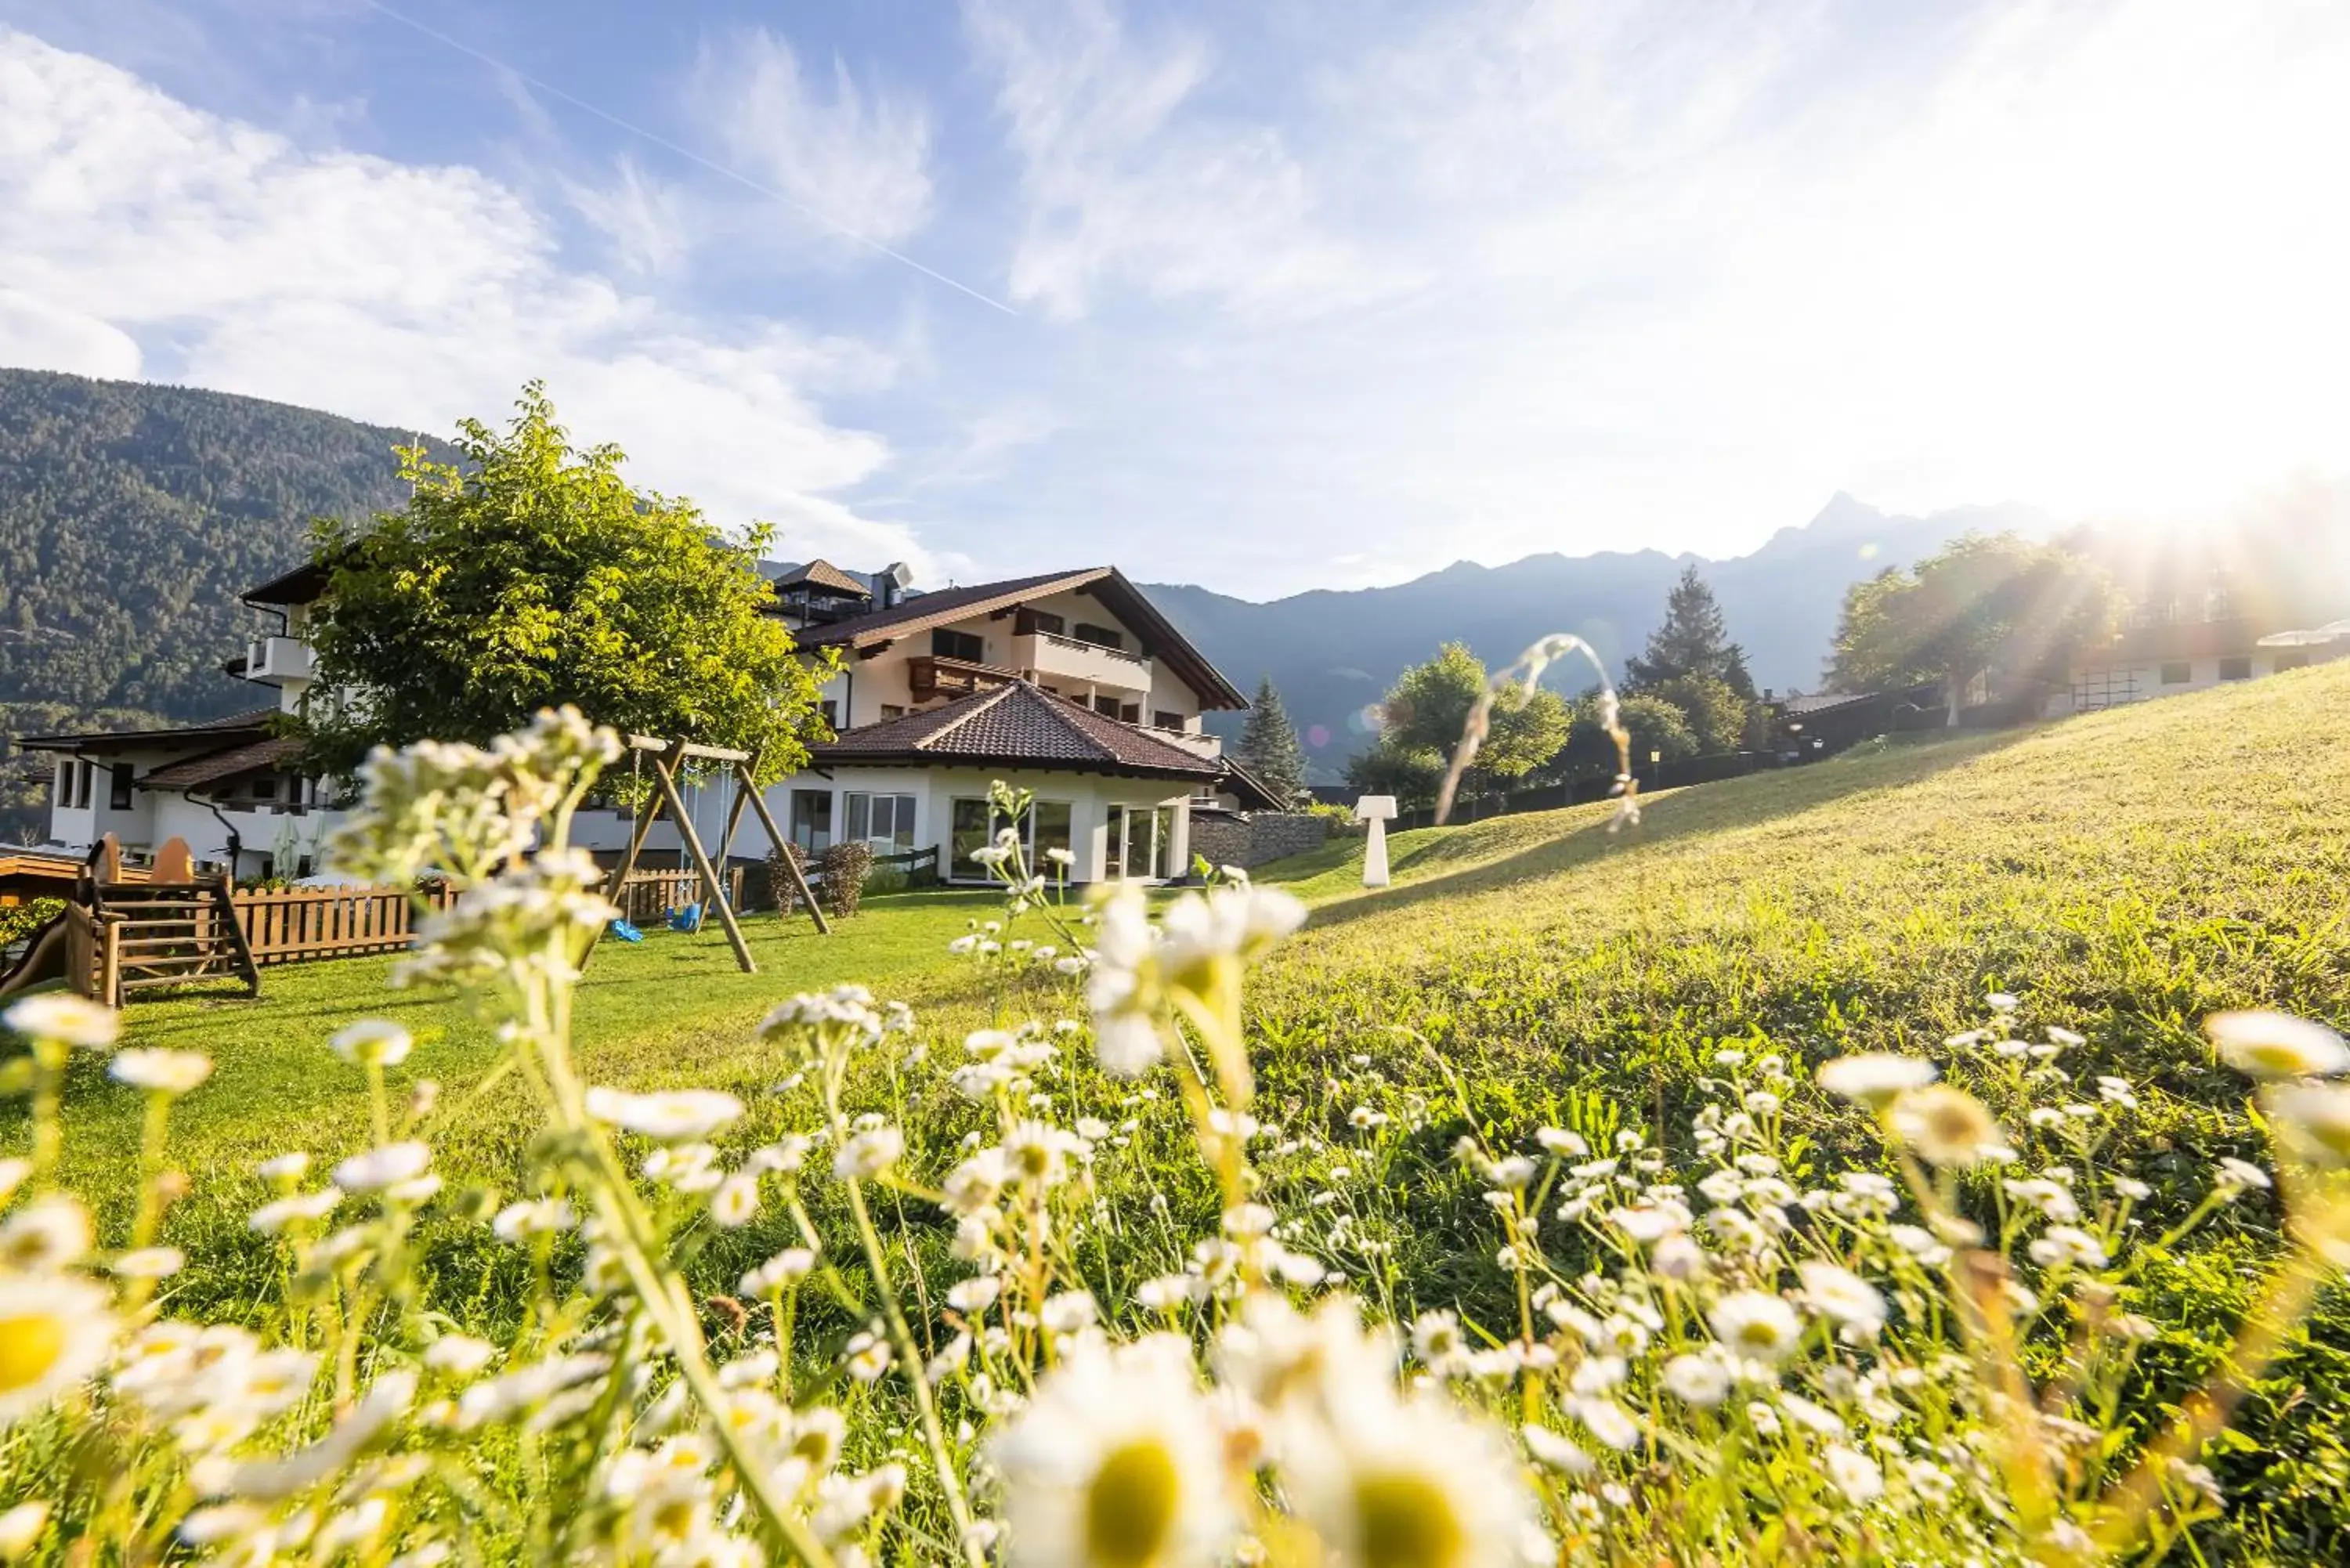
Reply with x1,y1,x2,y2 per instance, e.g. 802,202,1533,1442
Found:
13,663,2350,1548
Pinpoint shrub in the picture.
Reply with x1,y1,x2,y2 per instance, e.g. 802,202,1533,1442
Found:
765,842,808,915
0,895,63,951
817,840,874,919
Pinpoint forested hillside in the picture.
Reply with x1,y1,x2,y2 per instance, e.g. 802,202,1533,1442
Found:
0,369,429,836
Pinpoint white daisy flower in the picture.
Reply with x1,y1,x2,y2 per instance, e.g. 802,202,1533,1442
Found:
1284,1384,1537,1568
709,1172,760,1229
491,1197,577,1242
107,1049,213,1095
2216,1157,2272,1192
584,1088,745,1143
332,1142,432,1195
2207,1012,2350,1080
0,1501,49,1557
1888,1086,2006,1166
0,1276,114,1424
2262,1082,2350,1168
833,1126,906,1180
329,1020,414,1068
250,1188,342,1234
425,1335,497,1376
0,1197,91,1273
2,994,118,1050
740,1248,819,1295
1661,1352,1730,1407
1797,1263,1888,1336
1824,1443,1884,1504
256,1152,310,1182
1815,1055,1937,1107
1707,1291,1803,1362
992,1334,1232,1568
113,1246,186,1280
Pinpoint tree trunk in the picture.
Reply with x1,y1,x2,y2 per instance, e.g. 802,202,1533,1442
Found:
1945,669,1965,728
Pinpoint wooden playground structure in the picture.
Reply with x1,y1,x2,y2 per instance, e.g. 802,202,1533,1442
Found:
596,735,827,974
0,835,259,1006
1,735,833,1004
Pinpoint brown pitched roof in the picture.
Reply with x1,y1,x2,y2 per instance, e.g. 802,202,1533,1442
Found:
772,558,871,596
810,681,1226,779
15,708,280,753
137,737,307,792
793,567,1248,710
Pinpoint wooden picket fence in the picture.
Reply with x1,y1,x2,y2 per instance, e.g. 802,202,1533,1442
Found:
612,866,746,925
230,883,460,967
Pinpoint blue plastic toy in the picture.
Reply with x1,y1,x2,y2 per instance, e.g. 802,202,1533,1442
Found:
607,918,645,943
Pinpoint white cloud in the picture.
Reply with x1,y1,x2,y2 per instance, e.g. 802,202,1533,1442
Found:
963,0,1403,321
0,25,954,579
564,155,696,277
967,0,2350,592
690,27,934,255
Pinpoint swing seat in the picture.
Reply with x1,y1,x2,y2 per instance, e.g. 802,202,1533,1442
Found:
666,903,703,934
607,919,645,943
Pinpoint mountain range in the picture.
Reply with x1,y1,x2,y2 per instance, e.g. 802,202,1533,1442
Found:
0,367,2033,811
1143,495,2045,776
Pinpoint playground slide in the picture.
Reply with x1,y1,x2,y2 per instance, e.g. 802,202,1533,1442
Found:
0,911,69,997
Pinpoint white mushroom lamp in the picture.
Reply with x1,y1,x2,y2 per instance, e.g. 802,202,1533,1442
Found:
1354,794,1398,888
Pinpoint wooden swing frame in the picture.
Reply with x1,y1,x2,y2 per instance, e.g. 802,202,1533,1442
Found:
598,736,828,974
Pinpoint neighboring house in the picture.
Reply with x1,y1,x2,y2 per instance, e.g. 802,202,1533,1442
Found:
2044,615,2348,717
20,555,1274,887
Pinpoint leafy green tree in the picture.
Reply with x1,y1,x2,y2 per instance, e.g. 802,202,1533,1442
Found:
1627,565,1748,692
1344,642,1571,807
1232,676,1309,806
1647,674,1748,755
1553,693,1699,778
304,385,834,783
1828,533,2113,725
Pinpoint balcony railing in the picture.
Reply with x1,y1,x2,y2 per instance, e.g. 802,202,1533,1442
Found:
907,655,1020,703
243,635,316,686
1014,630,1154,692
1137,723,1220,760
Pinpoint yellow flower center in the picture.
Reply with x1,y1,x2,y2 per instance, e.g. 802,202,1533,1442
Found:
0,1313,66,1393
1084,1436,1180,1568
1354,1468,1466,1568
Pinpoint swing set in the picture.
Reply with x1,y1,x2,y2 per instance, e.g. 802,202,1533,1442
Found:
597,736,828,974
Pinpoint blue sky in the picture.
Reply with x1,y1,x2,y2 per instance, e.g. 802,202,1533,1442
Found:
3,0,2346,597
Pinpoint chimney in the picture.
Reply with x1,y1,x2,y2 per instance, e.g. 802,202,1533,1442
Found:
877,561,913,610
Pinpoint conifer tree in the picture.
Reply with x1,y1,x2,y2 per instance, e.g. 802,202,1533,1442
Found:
1625,564,1744,689
1233,675,1310,806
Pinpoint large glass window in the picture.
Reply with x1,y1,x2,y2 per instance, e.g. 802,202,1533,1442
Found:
1109,804,1168,880
109,763,134,811
1032,801,1073,870
844,792,917,854
949,797,993,880
2218,656,2253,681
790,789,833,853
2159,661,2192,685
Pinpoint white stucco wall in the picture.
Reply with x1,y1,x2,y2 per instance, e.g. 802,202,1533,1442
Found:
579,764,1196,886
2047,646,2343,717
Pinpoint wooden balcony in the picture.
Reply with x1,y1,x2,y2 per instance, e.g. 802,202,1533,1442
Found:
907,655,1021,703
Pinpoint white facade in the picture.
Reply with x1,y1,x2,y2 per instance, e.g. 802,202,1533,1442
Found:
577,765,1197,887
2045,642,2345,717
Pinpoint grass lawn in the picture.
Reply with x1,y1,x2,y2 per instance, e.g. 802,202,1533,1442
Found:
13,661,2350,1552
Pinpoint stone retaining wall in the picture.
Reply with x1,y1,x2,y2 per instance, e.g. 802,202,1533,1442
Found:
1188,811,1332,870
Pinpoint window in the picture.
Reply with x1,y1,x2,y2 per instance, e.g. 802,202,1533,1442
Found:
931,628,985,663
1152,711,1183,731
1033,801,1073,871
819,699,839,729
1108,804,1170,880
844,792,918,853
2218,656,2253,681
2159,661,2192,685
1120,703,1141,724
1072,622,1123,650
949,797,993,880
248,776,278,801
1093,695,1122,717
790,789,833,853
1016,609,1065,637
2274,651,2312,672
880,704,906,721
109,763,134,811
